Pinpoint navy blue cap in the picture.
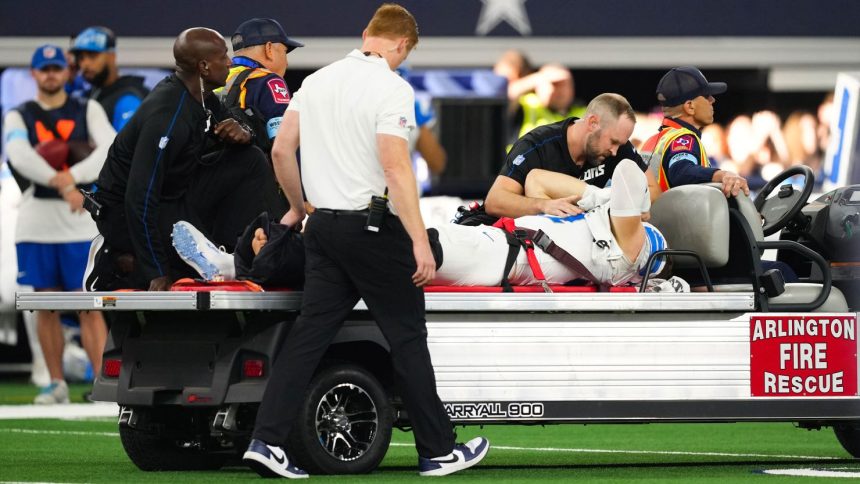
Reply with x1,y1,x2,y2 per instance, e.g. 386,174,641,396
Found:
656,66,727,106
31,44,67,70
232,18,303,52
70,26,116,53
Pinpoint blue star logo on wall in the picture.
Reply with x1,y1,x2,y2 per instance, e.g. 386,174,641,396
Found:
476,0,532,36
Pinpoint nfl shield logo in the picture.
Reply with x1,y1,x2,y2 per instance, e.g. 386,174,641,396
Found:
399,116,408,128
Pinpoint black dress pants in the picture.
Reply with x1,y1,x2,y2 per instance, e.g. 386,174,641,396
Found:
253,210,456,458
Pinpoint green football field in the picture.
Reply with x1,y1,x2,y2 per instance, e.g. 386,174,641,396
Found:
1,377,860,482
2,414,860,482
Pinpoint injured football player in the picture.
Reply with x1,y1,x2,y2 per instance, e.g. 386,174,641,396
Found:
171,158,666,288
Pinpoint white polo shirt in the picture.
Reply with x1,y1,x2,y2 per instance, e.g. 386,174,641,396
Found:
288,49,417,211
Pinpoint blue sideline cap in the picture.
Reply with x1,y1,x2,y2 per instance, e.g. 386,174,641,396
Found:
70,26,117,54
31,44,67,70
232,18,304,52
656,66,726,107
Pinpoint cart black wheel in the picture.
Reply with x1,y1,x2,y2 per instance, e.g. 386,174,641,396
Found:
834,423,860,458
119,422,226,471
288,364,393,474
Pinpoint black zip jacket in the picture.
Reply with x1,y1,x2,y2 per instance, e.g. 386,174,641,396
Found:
96,74,225,281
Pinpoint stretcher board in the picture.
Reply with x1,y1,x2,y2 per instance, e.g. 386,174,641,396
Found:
16,290,756,313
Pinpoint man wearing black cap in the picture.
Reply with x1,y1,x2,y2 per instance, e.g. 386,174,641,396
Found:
70,26,149,132
641,66,749,198
219,18,303,158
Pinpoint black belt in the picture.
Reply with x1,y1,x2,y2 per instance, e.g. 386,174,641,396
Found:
315,208,370,216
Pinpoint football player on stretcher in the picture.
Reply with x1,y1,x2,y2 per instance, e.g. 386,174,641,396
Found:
171,159,674,290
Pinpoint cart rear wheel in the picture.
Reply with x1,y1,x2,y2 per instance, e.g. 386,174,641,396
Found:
834,423,860,458
118,408,228,471
288,364,393,474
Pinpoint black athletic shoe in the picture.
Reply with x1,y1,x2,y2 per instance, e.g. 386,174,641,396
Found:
418,437,490,476
82,235,132,291
243,439,308,479
83,235,109,291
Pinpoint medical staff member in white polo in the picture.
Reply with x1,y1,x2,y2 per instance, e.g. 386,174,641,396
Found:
242,4,488,479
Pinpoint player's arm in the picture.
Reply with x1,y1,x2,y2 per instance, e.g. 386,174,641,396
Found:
377,82,434,286
270,109,306,228
485,138,580,217
664,135,747,197
486,175,582,218
2,110,57,185
68,100,116,184
524,169,589,200
380,133,435,286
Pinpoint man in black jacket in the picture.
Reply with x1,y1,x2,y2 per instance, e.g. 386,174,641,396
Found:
87,27,281,291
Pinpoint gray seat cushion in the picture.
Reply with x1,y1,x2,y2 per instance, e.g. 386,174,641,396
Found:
649,185,729,268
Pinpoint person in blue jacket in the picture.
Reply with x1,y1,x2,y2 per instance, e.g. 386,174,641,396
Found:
71,26,148,132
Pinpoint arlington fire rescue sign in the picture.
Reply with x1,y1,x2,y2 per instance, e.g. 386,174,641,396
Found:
751,315,858,397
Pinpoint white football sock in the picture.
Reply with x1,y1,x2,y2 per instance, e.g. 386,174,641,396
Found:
609,159,650,217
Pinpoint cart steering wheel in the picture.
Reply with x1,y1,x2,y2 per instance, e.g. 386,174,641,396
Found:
753,165,814,237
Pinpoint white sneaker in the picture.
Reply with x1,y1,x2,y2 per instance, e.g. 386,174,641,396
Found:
243,439,308,479
82,234,104,292
645,276,691,293
34,380,70,405
171,221,236,281
418,437,489,476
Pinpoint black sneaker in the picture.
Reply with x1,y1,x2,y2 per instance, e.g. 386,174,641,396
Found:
243,439,308,479
83,235,106,291
418,437,489,476
83,234,125,291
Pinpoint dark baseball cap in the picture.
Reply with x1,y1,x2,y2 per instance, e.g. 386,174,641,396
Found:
31,44,67,70
656,66,727,106
232,18,304,52
70,26,116,53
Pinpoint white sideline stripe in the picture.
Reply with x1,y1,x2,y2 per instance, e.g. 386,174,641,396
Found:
0,428,119,437
0,426,843,462
0,403,117,420
762,468,860,478
1,482,89,484
390,442,840,460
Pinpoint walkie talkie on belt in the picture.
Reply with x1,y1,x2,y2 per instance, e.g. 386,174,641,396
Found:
80,189,104,220
365,188,389,233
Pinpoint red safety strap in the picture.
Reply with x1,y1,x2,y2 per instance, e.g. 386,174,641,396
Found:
494,217,551,292
521,228,603,287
